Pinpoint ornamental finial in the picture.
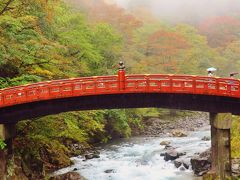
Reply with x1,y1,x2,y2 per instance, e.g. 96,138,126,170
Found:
118,61,125,70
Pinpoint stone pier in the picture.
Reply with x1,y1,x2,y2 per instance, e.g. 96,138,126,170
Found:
204,113,232,180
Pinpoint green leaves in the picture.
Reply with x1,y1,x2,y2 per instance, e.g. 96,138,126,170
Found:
104,110,132,138
53,5,101,75
0,15,54,78
92,23,123,74
0,138,6,150
231,116,240,158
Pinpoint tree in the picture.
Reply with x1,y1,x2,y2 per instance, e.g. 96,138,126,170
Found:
0,0,14,16
92,23,123,74
174,24,226,75
137,30,189,73
53,4,104,76
222,41,240,75
199,16,240,47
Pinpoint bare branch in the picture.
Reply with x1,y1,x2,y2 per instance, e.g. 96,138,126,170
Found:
20,61,50,69
69,50,80,57
0,0,14,16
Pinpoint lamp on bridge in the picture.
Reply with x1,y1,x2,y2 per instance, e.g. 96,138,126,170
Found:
118,61,125,70
118,61,126,90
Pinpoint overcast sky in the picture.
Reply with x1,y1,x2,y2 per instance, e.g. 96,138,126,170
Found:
108,0,240,23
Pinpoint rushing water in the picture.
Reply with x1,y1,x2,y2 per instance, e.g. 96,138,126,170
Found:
54,126,210,180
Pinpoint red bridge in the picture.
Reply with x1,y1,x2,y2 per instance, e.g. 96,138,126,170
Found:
0,65,237,179
0,68,240,123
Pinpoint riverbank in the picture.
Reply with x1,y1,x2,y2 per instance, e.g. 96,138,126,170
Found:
136,112,209,137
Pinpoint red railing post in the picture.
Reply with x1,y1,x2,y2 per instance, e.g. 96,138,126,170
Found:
118,61,126,91
192,76,196,94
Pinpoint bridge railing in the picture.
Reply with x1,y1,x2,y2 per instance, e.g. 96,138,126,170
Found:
0,74,239,108
125,75,240,96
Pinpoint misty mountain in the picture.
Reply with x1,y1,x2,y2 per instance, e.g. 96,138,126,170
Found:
106,0,240,24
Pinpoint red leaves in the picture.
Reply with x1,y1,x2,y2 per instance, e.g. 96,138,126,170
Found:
147,30,189,56
198,16,240,47
69,0,143,42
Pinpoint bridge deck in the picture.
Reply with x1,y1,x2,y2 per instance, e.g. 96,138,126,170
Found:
0,74,239,108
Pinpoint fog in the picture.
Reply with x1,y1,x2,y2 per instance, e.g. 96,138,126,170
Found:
107,0,240,23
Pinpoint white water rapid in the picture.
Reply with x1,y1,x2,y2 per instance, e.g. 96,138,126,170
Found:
54,126,210,180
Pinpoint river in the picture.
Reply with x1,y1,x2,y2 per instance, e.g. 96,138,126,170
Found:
54,126,210,180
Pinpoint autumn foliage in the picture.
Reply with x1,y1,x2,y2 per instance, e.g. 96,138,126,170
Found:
199,16,240,47
147,30,189,57
1,0,240,178
68,0,142,42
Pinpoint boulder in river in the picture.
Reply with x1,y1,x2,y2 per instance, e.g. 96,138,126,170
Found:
160,141,171,146
160,153,165,157
85,154,94,160
164,145,174,150
50,172,86,180
85,152,100,160
92,154,100,158
190,149,211,176
171,130,188,137
177,152,186,157
174,159,189,169
174,160,182,168
104,169,116,173
179,166,186,171
201,136,210,141
164,150,179,161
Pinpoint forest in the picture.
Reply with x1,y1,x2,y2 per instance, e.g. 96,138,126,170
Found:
0,0,240,178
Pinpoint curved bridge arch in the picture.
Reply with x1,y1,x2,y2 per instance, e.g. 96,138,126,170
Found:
0,72,237,178
0,74,240,123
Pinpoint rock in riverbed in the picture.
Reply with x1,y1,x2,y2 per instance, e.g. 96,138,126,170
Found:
164,150,179,161
201,136,210,141
171,130,188,137
160,141,171,146
84,151,100,160
104,169,116,173
174,159,190,169
190,149,211,176
50,172,86,180
163,150,186,161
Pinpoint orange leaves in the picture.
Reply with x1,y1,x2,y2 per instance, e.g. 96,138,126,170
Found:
68,0,142,42
132,30,190,74
147,30,189,57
